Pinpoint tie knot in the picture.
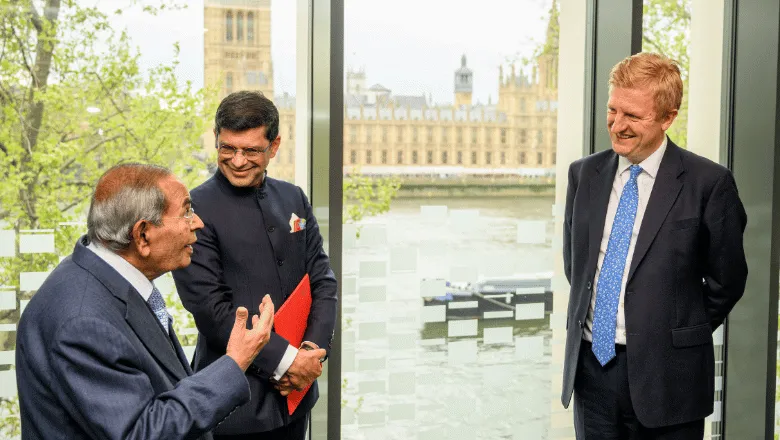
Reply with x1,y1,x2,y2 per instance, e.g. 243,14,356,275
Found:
148,285,170,334
148,286,167,313
629,165,642,180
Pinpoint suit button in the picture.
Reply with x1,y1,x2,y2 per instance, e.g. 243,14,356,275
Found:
268,226,275,232
277,259,284,266
578,320,584,328
586,282,592,290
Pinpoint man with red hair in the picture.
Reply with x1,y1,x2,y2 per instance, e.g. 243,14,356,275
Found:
561,53,748,439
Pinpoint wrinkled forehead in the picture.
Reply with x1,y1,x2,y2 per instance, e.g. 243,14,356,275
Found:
158,176,191,211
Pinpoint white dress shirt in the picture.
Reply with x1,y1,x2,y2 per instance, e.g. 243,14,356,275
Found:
583,138,667,345
87,242,154,302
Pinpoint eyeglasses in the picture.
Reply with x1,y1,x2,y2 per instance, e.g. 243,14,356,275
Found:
165,207,196,225
217,143,273,159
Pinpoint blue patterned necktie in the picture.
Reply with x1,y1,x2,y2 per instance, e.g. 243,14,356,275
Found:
591,164,642,366
148,286,170,335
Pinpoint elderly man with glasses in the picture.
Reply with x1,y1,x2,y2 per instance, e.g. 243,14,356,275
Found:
16,163,276,440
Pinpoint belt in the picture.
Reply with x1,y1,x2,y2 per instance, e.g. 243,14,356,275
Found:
581,338,626,352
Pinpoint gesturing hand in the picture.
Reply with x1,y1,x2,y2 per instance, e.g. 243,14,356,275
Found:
226,295,275,372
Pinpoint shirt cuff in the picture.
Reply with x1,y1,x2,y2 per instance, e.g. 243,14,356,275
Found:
272,345,299,381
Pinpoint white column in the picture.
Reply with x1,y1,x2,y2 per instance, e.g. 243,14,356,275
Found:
686,0,725,162
550,0,588,438
294,0,312,194
688,2,726,437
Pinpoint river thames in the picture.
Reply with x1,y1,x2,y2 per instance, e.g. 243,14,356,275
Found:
340,195,558,440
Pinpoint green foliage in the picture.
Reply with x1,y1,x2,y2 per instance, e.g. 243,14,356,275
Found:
0,0,211,286
0,395,20,438
642,0,691,147
0,0,214,397
343,172,401,226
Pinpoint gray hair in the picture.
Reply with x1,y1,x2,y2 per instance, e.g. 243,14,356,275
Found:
86,163,172,252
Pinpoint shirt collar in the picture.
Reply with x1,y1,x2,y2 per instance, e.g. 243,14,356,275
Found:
617,136,668,179
86,242,155,301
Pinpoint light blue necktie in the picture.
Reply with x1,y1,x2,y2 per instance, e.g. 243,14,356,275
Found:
148,286,170,335
591,164,642,366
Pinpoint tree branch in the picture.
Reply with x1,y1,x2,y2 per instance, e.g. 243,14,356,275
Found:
58,200,81,214
28,3,43,33
59,134,121,173
21,0,61,154
86,71,126,118
9,25,35,79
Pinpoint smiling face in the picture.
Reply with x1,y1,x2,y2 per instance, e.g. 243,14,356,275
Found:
216,126,280,188
140,175,204,278
607,86,677,164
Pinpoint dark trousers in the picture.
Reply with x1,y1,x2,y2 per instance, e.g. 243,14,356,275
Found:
214,414,308,440
573,341,704,440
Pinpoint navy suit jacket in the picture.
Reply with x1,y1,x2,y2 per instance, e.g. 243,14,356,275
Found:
561,140,748,427
16,237,251,440
172,170,338,434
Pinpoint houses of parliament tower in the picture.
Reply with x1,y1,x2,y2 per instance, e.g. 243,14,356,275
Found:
203,0,559,184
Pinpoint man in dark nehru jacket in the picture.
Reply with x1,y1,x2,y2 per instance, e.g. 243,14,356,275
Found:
173,90,338,440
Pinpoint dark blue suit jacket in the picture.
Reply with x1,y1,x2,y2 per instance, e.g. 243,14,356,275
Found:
16,237,251,439
561,140,748,427
172,170,338,434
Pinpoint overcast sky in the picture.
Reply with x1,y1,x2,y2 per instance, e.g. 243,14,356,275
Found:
106,0,552,105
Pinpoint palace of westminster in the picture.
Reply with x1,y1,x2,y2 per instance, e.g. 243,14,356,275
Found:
203,0,559,183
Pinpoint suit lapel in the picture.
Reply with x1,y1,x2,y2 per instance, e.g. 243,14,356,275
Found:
170,327,194,375
124,292,189,381
587,153,619,275
71,237,189,381
626,142,685,283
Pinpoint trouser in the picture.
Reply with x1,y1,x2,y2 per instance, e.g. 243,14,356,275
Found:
573,340,704,440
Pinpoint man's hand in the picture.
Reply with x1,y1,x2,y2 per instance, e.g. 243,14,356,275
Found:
274,375,295,396
226,295,274,372
274,344,325,394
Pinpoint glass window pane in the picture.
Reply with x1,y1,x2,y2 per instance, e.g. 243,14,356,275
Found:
342,1,560,437
643,0,690,148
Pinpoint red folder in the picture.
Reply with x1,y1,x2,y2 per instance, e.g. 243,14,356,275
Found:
274,273,312,415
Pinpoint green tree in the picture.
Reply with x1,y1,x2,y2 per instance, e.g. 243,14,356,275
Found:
0,0,209,289
642,0,691,147
0,0,209,280
343,172,401,226
0,1,209,435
